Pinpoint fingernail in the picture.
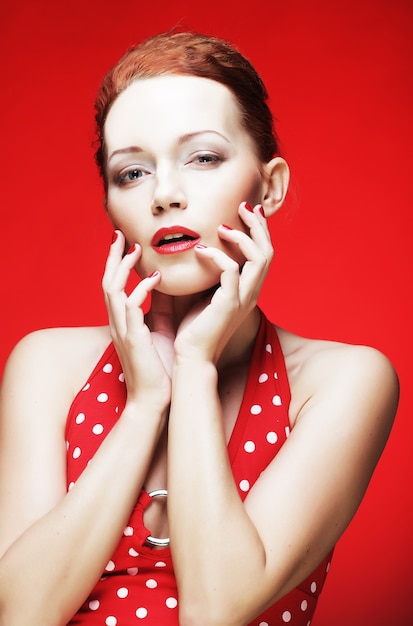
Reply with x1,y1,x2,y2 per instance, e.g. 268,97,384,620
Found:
259,206,265,218
148,270,160,278
127,244,137,254
195,244,207,249
111,230,119,244
244,202,253,212
220,224,233,230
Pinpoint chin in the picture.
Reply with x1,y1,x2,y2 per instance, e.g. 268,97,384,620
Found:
154,268,221,298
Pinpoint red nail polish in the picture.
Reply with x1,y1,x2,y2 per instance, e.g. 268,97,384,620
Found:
259,206,265,217
148,270,160,278
127,244,137,254
220,224,233,230
111,231,118,244
244,202,253,212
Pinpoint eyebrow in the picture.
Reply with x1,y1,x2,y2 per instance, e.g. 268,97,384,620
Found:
177,130,230,145
107,130,230,163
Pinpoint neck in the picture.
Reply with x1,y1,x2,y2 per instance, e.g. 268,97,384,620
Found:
147,289,261,370
217,306,261,371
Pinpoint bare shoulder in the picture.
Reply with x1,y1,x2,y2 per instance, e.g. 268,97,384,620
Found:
275,325,399,430
2,325,112,405
0,326,113,555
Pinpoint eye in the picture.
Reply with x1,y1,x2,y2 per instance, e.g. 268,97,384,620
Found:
196,154,220,164
189,152,225,167
116,166,149,186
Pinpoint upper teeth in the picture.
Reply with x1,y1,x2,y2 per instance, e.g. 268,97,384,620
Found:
163,233,184,241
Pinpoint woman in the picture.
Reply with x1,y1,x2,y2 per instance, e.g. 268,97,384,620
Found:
0,32,399,625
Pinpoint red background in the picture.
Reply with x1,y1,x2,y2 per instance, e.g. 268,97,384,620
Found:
1,1,412,623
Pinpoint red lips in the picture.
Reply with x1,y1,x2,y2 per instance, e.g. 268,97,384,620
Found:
151,226,201,255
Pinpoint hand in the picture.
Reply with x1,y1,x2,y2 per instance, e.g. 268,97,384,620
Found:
102,231,173,412
175,202,273,364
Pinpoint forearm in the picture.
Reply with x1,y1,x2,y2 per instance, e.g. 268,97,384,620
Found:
0,401,164,626
168,360,267,625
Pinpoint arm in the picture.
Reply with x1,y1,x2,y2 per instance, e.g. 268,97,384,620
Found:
170,343,398,626
0,235,172,626
167,208,399,626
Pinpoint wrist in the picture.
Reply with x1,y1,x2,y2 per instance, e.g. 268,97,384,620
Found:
173,355,218,380
122,397,169,426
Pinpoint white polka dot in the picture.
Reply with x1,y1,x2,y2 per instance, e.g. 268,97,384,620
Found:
124,526,133,536
136,607,148,618
266,431,278,444
72,447,81,459
155,561,166,567
310,581,317,593
259,622,269,626
68,481,75,491
301,600,308,611
273,371,278,379
166,597,178,609
244,440,256,453
66,440,69,450
75,412,85,424
105,560,115,571
250,404,262,415
265,343,272,353
285,426,291,438
115,406,119,413
106,618,117,626
272,394,282,406
97,392,109,403
103,363,113,373
119,372,125,382
117,587,128,598
92,424,104,435
239,479,250,492
82,383,90,391
129,548,139,557
127,567,138,576
258,373,269,383
89,600,100,610
326,561,331,572
146,578,157,589
282,611,292,622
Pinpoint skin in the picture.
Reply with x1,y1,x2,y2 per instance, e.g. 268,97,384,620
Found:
0,75,399,626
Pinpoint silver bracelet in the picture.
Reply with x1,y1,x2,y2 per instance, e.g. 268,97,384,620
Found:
145,489,170,548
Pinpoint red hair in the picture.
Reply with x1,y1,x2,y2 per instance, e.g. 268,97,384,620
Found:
94,31,279,190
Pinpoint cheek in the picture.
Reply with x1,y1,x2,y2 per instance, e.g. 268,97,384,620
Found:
106,195,139,239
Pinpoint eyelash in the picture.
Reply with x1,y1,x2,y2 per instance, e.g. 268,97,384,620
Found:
192,153,223,165
115,167,148,186
113,153,225,187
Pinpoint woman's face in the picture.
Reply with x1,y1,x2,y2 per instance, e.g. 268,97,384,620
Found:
104,75,269,295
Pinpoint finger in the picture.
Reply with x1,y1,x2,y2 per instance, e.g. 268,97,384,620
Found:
195,243,240,302
102,230,126,288
124,271,162,335
105,243,142,296
217,224,271,273
103,235,142,337
238,202,273,252
215,225,271,304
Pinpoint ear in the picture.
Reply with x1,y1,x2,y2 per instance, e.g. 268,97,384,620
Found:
261,157,290,217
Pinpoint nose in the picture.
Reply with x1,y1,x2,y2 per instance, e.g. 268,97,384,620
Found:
151,165,187,214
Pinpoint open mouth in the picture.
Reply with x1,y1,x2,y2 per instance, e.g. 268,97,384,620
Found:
151,227,201,254
158,233,196,246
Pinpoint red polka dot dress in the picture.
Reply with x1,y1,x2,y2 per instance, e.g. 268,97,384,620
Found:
65,312,333,625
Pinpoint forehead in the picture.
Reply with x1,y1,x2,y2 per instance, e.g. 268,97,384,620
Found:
104,75,244,148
